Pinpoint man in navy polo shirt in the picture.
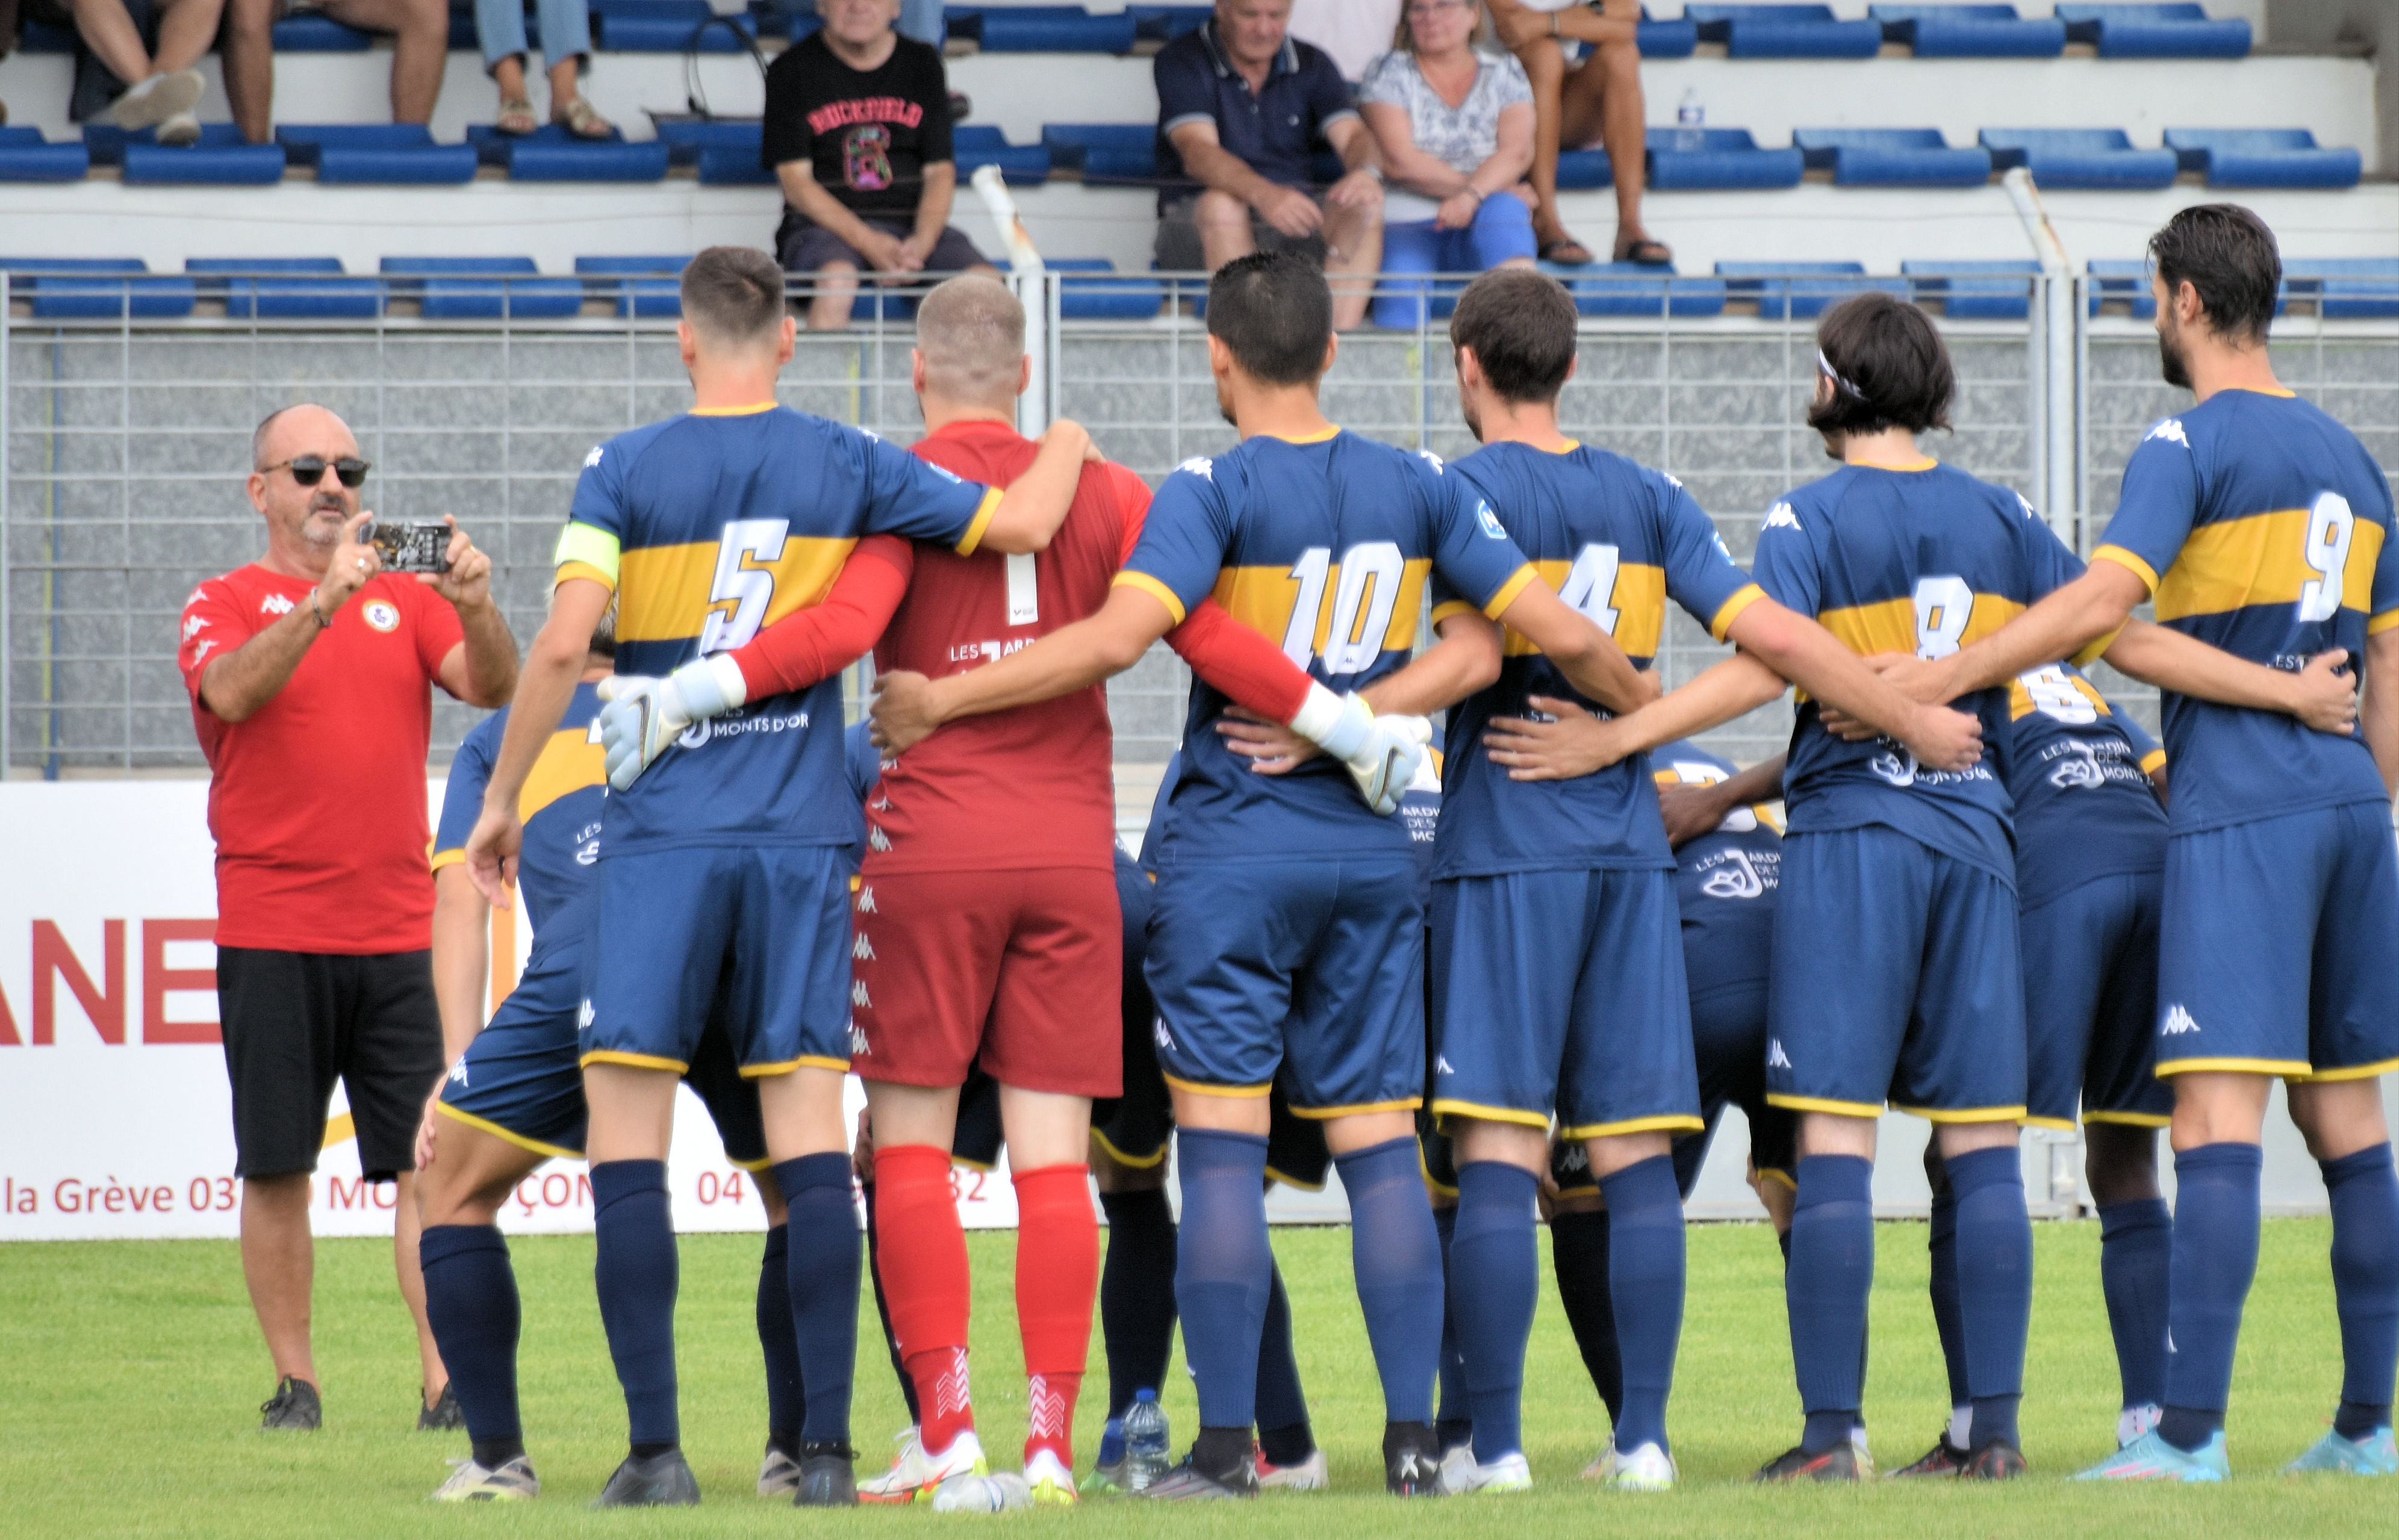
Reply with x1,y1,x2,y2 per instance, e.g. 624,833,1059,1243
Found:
1154,0,1384,329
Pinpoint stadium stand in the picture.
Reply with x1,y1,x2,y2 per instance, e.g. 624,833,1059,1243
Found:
1979,127,2180,190
188,255,386,317
381,255,588,317
2164,128,2363,190
575,252,688,316
1870,4,2064,58
2053,2,2250,58
1647,127,1803,191
1717,260,1907,320
1900,258,2038,321
1794,128,1993,187
1683,4,1881,58
279,123,479,183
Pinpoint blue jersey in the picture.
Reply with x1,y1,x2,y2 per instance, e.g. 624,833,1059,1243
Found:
1651,738,1781,995
843,720,885,865
1116,431,1535,863
1433,441,1763,879
1752,461,2086,884
555,406,999,854
2003,664,2168,909
2094,389,2399,832
433,682,606,934
1140,738,1445,899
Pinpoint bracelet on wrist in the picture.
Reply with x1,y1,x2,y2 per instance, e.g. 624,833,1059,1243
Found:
309,591,332,629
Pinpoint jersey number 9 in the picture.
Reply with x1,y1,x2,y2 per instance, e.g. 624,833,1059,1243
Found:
2297,491,2356,624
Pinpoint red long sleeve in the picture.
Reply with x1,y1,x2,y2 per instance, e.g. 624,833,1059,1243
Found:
727,535,915,700
1168,598,1314,724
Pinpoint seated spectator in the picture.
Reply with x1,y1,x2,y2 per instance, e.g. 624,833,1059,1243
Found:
770,0,943,47
26,0,219,144
1154,0,1383,331
762,0,996,332
222,0,446,144
1487,0,1666,267
1287,0,1398,82
476,0,610,137
1360,0,1536,331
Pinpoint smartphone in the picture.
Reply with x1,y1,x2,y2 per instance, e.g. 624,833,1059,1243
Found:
364,519,453,574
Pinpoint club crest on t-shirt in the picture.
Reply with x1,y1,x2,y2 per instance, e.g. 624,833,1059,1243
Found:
362,600,400,633
845,124,893,191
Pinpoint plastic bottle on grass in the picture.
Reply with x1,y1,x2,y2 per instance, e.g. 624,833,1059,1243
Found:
1124,1388,1171,1492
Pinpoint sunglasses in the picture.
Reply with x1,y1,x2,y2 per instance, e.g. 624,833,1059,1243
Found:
262,455,371,489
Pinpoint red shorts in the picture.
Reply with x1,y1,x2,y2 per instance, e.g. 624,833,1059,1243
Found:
850,865,1123,1098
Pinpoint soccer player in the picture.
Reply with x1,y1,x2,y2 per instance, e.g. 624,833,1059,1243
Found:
411,607,797,1500
1393,270,1979,1496
871,250,1669,1498
461,246,1099,1507
1852,205,2399,1482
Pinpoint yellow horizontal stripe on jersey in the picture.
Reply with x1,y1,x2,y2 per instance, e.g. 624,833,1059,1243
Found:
1482,563,1539,620
1709,583,1767,641
556,560,617,594
554,521,621,585
519,725,606,823
1112,570,1187,625
614,535,857,643
2006,671,2107,721
1209,558,1431,660
2138,748,2167,774
1817,592,2024,657
2152,508,2388,623
1502,559,1666,659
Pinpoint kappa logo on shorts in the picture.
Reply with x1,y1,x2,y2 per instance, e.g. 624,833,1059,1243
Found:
853,933,875,961
850,1020,870,1055
1700,849,1767,900
2161,1004,2200,1036
856,885,877,913
1767,1039,1793,1070
447,1060,468,1087
1153,1018,1174,1052
851,980,872,1008
868,825,892,852
1435,1055,1455,1076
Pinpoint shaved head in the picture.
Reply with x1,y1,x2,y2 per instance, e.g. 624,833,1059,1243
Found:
915,276,1025,413
253,403,355,469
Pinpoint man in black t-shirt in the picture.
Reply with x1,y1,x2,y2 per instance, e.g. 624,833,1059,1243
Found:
761,0,995,331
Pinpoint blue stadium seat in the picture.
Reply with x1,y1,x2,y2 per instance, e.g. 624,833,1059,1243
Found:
124,143,287,185
0,129,90,182
1647,128,1803,191
653,119,759,166
511,140,670,180
1871,4,2064,57
2054,4,2248,58
1683,4,1881,58
84,121,254,165
1555,148,1613,190
467,121,627,167
2162,128,2360,190
1041,124,1159,183
271,13,373,49
1979,128,2178,190
577,255,689,317
278,124,478,184
1902,259,2039,320
2086,258,2155,318
381,256,587,319
950,6,1139,53
593,0,758,51
1794,128,1991,186
190,258,384,318
699,145,776,184
1717,262,1907,320
953,125,1050,185
0,258,197,319
1635,8,1699,58
1129,5,1210,45
1047,258,1163,320
1543,261,1728,318
2283,259,2399,320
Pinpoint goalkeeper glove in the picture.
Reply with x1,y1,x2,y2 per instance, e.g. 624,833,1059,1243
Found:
1287,682,1432,817
595,653,747,790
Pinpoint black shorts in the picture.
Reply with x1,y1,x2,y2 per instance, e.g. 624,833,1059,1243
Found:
1154,191,1330,273
775,211,990,276
217,948,446,1182
951,1065,1004,1170
1091,878,1172,1170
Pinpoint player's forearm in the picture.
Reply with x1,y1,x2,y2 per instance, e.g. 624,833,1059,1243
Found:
198,603,321,722
1608,653,1790,759
2100,618,2310,716
974,422,1093,555
1497,584,1652,716
429,866,490,1063
1730,601,1929,746
729,545,909,700
450,597,519,707
924,594,1163,724
1167,600,1313,724
2363,632,2399,796
1715,752,1788,809
1937,565,2144,700
1360,613,1502,716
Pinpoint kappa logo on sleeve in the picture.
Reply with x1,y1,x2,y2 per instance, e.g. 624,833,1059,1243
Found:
182,613,209,642
2145,418,2189,448
1174,455,1215,482
583,446,604,468
2161,1004,2200,1035
1417,449,1446,474
261,593,295,616
1763,503,1802,532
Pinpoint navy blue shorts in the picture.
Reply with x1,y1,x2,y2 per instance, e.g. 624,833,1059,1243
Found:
1144,855,1425,1117
2021,870,2173,1129
583,843,853,1076
1766,827,2026,1123
1429,868,1702,1140
439,899,768,1168
2155,803,2399,1082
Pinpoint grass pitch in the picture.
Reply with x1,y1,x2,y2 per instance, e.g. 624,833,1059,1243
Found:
1,1219,2386,1537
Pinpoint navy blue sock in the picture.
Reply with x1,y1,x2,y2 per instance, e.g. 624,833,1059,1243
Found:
420,1223,523,1466
1452,1161,1537,1462
1431,1205,1470,1444
859,1180,919,1426
774,1153,860,1446
2161,1141,2263,1452
1173,1128,1273,1431
1549,1208,1622,1424
757,1225,804,1451
1255,1261,1315,1462
590,1160,679,1449
2098,1198,2172,1413
1599,1154,1685,1456
1098,1188,1178,1424
1947,1146,2031,1449
1336,1135,1445,1426
2323,1144,2399,1438
1927,1182,1968,1414
1787,1154,1873,1450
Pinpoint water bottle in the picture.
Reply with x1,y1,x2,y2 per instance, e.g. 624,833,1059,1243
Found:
1676,88,1705,154
1123,1388,1171,1492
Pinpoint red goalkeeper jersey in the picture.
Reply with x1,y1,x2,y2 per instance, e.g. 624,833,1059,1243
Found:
867,419,1153,874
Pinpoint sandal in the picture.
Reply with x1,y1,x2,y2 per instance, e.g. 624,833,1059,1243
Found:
495,95,537,135
1613,235,1674,267
554,95,614,140
1537,236,1597,267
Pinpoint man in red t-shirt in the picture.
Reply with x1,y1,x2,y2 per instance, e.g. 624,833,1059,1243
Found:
177,403,518,1433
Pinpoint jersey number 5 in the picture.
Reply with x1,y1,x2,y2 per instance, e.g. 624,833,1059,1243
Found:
700,518,788,654
2297,491,2356,624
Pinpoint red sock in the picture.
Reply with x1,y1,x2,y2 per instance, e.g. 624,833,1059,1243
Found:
1013,1163,1097,1467
873,1144,975,1455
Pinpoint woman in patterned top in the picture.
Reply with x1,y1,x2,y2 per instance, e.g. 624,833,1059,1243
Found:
1358,0,1540,331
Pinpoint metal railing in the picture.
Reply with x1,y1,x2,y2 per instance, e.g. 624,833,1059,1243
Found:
5,270,2393,777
